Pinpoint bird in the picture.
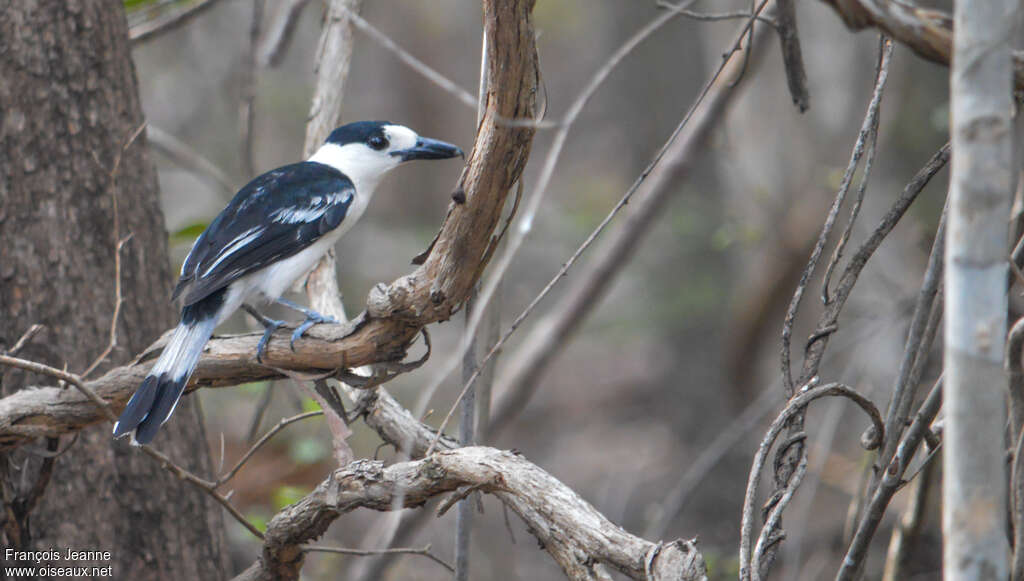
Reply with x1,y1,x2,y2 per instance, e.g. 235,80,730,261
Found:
113,120,463,444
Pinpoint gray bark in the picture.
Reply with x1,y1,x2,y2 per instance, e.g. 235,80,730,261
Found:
943,0,1018,579
0,1,227,578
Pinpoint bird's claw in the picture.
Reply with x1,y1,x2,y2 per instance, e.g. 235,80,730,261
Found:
289,311,339,351
256,317,286,363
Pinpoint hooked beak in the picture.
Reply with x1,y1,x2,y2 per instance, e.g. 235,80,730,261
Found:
392,137,464,162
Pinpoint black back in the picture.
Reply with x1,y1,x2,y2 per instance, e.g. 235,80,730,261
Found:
173,161,355,306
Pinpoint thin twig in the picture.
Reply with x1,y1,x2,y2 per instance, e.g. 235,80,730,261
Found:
147,125,235,199
645,386,778,539
348,499,443,581
4,324,44,357
454,29,492,581
753,443,808,581
244,383,275,444
301,544,454,573
821,37,893,302
20,437,58,514
239,0,265,180
258,0,313,67
0,354,116,423
882,458,937,581
455,320,477,577
343,8,477,108
781,35,893,394
83,122,147,378
140,444,264,540
875,206,947,482
216,410,324,487
834,377,943,581
655,0,777,26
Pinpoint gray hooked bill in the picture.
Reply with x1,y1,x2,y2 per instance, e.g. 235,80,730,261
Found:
392,137,464,161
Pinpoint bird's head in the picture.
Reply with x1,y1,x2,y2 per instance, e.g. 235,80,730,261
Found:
310,121,463,192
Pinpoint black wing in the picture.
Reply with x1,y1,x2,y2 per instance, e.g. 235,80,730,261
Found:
173,161,354,306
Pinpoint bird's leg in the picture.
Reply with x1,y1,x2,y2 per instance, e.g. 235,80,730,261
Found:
242,304,286,363
273,297,339,350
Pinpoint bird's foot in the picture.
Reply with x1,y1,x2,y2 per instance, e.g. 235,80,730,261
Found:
243,304,287,363
272,298,339,350
290,310,338,351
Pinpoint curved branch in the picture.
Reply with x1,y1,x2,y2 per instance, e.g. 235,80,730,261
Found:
738,382,883,581
233,447,706,581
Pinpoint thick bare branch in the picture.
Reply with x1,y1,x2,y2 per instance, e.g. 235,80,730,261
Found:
234,447,707,581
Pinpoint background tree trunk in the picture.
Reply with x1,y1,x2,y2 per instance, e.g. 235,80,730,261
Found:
0,1,228,578
943,0,1016,579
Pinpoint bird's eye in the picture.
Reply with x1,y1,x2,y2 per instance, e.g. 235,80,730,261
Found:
368,135,388,151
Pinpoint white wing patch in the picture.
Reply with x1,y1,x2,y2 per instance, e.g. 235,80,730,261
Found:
269,192,354,224
202,227,264,276
271,204,328,224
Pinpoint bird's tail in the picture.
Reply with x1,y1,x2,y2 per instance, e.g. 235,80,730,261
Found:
113,314,217,444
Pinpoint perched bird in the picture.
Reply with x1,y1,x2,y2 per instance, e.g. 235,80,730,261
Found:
113,121,463,444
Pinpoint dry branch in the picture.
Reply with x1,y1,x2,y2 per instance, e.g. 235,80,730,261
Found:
775,0,809,112
0,0,538,451
234,447,707,581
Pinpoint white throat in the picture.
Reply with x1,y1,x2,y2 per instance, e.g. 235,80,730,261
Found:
308,142,396,197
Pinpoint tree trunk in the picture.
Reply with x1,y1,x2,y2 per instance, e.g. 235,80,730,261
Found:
943,0,1017,579
0,1,228,579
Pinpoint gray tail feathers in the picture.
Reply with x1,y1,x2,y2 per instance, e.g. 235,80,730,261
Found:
113,316,216,444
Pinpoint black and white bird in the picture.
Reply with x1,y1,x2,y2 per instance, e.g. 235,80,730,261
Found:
113,121,462,444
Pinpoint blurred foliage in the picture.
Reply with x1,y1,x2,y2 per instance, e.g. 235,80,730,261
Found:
245,511,269,535
289,436,330,465
272,485,310,510
171,220,208,244
237,381,270,395
301,397,322,412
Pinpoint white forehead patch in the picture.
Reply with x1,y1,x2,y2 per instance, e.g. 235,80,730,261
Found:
384,125,418,151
